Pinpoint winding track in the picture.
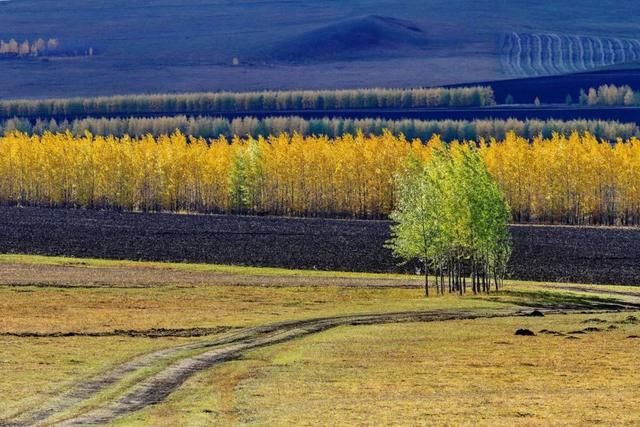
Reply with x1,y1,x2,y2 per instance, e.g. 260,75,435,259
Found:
6,293,640,427
0,309,558,426
6,310,523,426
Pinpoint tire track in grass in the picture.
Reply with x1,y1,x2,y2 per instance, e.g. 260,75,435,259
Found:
8,288,640,426
6,324,325,426
5,309,524,426
3,336,226,426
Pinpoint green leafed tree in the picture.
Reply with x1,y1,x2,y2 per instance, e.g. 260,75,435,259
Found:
386,154,437,296
228,138,264,213
387,147,511,297
565,94,573,105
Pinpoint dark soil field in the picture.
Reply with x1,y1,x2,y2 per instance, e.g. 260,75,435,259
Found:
458,69,640,105
1,206,639,286
13,106,640,124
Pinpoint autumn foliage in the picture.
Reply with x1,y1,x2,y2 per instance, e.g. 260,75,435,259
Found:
1,131,640,225
482,132,640,225
0,38,59,57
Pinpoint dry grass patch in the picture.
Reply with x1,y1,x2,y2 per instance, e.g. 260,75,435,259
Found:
0,335,208,421
0,254,414,280
0,285,507,334
122,312,640,426
1,254,637,425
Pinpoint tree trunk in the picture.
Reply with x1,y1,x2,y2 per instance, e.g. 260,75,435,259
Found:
424,260,429,297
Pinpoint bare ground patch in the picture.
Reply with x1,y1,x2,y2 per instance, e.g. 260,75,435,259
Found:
0,263,419,289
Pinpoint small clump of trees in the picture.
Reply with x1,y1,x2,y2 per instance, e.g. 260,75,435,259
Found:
0,38,59,57
578,84,640,106
387,147,511,297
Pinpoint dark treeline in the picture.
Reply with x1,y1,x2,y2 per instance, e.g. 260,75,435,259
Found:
0,87,495,118
2,115,638,141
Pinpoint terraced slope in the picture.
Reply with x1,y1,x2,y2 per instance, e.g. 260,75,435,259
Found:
502,32,640,77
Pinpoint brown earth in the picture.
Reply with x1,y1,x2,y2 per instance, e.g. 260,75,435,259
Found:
1,206,640,285
0,263,419,289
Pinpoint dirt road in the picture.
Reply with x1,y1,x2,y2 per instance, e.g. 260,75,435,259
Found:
7,298,638,427
6,309,533,426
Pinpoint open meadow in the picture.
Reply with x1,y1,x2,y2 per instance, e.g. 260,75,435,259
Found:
3,1,640,425
1,255,639,425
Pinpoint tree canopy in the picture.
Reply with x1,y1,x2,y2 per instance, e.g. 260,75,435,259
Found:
387,146,511,296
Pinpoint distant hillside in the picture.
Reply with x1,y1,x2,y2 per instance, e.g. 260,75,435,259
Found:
268,15,429,62
1,0,640,98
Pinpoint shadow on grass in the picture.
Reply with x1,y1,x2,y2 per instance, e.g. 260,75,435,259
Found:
484,290,638,311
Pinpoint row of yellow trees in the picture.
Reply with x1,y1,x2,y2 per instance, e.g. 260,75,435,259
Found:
483,132,640,225
1,131,640,224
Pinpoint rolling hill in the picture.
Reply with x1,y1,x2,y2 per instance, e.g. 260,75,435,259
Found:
1,0,640,98
267,15,429,62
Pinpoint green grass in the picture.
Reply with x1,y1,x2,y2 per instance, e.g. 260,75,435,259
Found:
0,335,208,422
0,284,509,334
116,312,640,426
2,253,639,425
42,341,226,426
0,255,502,420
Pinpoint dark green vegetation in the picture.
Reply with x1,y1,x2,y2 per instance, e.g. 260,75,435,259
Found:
0,87,494,118
3,116,638,140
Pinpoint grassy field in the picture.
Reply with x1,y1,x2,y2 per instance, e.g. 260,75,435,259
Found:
0,253,413,279
1,254,639,425
116,313,640,426
1,335,210,421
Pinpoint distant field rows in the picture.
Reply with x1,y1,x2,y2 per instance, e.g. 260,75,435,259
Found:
502,32,640,77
